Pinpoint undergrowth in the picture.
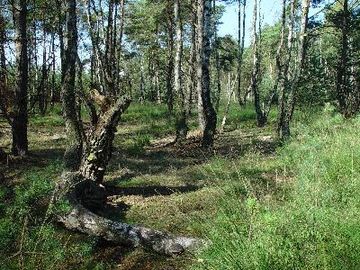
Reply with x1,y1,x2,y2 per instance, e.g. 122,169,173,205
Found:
0,162,110,270
192,107,360,270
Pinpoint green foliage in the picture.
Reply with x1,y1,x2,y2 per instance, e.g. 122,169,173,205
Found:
193,109,360,270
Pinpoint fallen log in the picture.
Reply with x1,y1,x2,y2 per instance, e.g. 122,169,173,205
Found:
56,172,204,256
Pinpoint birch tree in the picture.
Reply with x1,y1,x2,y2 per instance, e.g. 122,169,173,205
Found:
197,0,217,149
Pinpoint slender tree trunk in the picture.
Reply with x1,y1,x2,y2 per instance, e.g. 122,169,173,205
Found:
237,0,247,106
38,27,48,116
186,1,197,117
249,0,267,127
50,32,56,106
166,0,174,114
197,0,217,149
105,0,114,63
61,0,83,171
194,1,205,130
336,0,357,117
212,0,221,112
56,0,66,85
11,0,29,156
277,0,296,139
278,0,310,140
174,0,188,142
0,11,8,119
287,0,311,115
115,0,125,89
220,73,236,133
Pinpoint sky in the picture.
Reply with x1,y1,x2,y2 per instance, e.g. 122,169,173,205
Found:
218,0,334,46
218,0,282,46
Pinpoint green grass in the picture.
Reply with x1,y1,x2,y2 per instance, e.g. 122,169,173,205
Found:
192,108,360,270
0,161,111,270
2,101,359,269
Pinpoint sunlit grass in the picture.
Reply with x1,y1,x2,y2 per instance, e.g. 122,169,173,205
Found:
192,108,360,270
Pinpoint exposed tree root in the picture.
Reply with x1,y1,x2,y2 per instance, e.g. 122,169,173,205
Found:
56,172,205,256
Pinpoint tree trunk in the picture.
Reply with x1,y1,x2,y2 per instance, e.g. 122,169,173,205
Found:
50,32,57,106
11,0,29,156
174,0,188,142
38,27,49,116
277,0,295,139
57,172,202,256
249,0,268,127
61,0,83,170
186,1,198,118
336,0,358,117
197,0,217,149
56,0,203,256
277,0,310,140
0,11,8,119
212,0,221,112
166,0,174,114
220,73,236,133
237,0,247,107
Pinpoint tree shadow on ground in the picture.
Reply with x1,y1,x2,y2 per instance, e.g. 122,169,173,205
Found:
105,184,200,197
92,184,201,223
107,129,279,187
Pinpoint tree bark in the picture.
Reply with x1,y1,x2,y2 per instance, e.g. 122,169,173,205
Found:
197,0,217,149
212,0,221,112
277,0,296,140
237,0,247,107
194,0,205,131
220,73,236,133
174,0,188,142
61,0,83,171
249,0,268,127
38,27,49,116
336,0,358,117
57,172,202,256
186,1,198,118
166,0,175,114
11,0,29,156
0,11,8,120
277,0,310,140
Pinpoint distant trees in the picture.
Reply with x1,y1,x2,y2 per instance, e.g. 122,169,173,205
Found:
277,0,311,139
333,0,360,117
248,0,270,127
55,0,202,254
1,0,360,259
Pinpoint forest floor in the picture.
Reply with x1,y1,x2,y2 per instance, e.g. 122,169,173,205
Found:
0,103,285,269
3,103,358,270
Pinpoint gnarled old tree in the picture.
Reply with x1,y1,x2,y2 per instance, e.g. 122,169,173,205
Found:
197,0,217,149
56,0,202,255
277,0,311,139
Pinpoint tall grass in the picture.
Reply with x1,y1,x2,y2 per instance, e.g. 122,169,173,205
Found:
0,162,109,270
193,109,360,270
